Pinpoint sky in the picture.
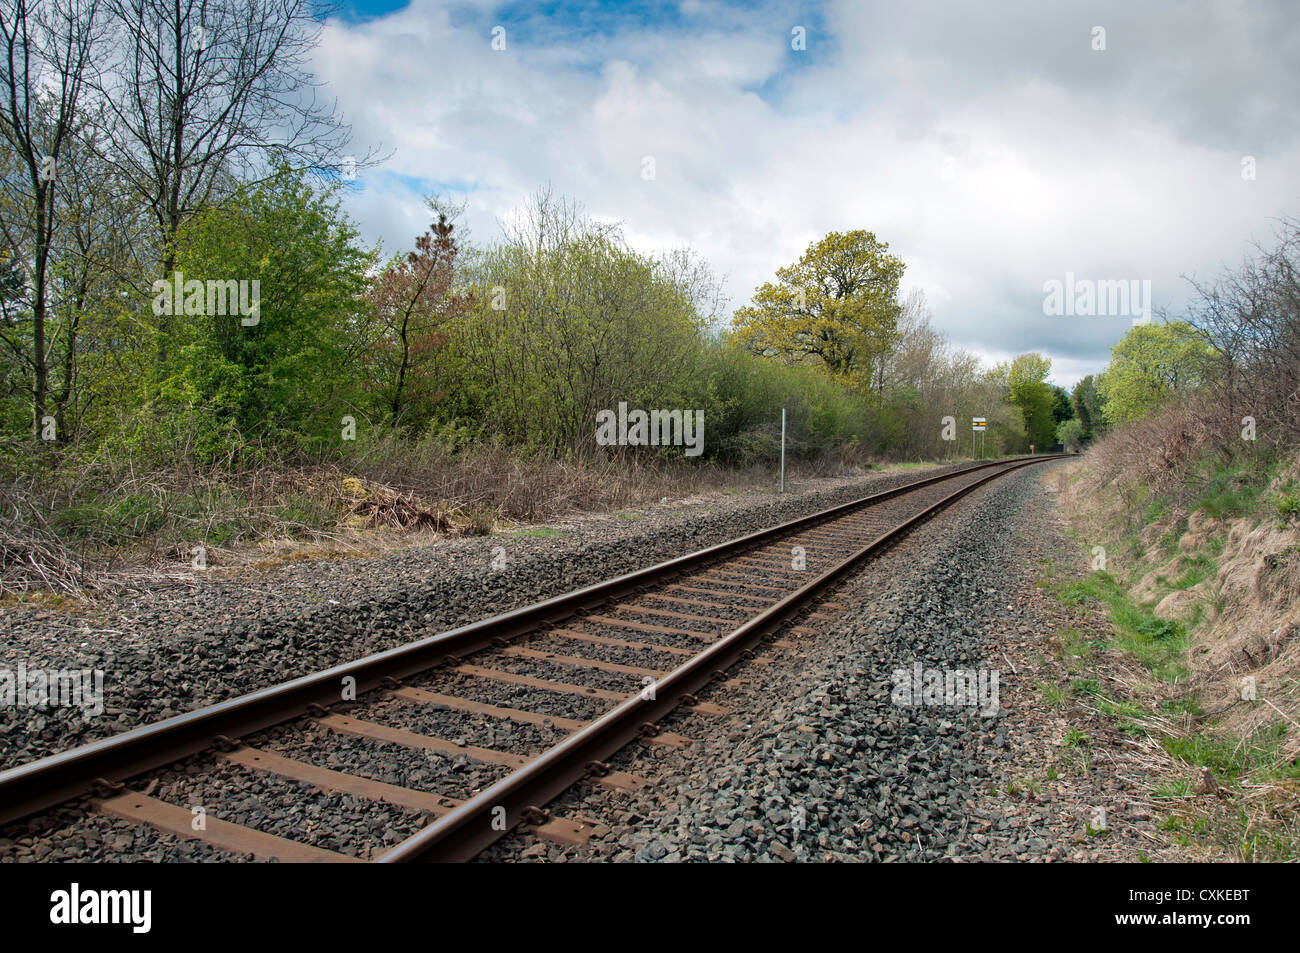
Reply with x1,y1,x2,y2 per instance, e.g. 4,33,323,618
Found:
313,0,1300,388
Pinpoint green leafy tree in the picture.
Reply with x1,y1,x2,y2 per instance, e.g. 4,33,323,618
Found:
446,191,709,457
145,166,372,460
732,230,905,394
1098,321,1215,425
1050,385,1074,424
1005,353,1056,449
1071,375,1102,439
701,334,876,465
1057,417,1084,451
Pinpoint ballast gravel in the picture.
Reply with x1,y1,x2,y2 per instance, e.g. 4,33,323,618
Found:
1,465,974,772
2,458,1175,863
478,459,1172,863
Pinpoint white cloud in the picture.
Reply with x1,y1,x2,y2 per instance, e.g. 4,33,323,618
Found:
313,0,1300,385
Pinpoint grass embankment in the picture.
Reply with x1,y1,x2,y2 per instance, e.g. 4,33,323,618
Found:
1042,420,1300,860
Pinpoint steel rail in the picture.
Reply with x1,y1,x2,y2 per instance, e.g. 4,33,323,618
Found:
377,455,1061,862
0,454,1064,830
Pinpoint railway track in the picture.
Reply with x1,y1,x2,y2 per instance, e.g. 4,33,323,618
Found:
0,455,1065,863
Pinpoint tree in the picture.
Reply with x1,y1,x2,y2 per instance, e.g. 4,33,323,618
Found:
41,104,150,444
1098,320,1215,425
1071,374,1102,439
1050,385,1074,424
1057,417,1084,451
732,230,905,394
0,0,103,438
148,166,371,460
0,245,24,410
1183,217,1300,448
364,212,468,430
96,0,364,281
875,290,998,458
449,189,709,457
1005,353,1056,449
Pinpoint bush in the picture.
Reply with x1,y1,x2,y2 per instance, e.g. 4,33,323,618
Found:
1057,417,1085,451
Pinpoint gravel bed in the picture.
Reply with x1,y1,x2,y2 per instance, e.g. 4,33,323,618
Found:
480,653,646,695
3,456,1175,864
147,759,430,858
479,459,1129,862
353,694,569,755
263,722,513,802
1,750,436,863
2,465,985,772
409,670,613,723
579,618,721,650
658,580,777,605
638,591,761,616
595,608,726,637
0,801,243,863
543,633,695,669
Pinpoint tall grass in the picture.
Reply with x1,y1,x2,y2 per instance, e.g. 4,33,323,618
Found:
1,427,876,594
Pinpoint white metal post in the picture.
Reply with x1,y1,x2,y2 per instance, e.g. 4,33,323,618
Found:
780,407,786,493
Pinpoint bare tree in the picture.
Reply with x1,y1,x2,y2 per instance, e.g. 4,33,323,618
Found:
47,101,152,440
1185,217,1300,450
95,0,372,285
0,0,103,439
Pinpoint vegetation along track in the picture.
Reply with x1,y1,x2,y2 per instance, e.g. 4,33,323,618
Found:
0,455,1066,863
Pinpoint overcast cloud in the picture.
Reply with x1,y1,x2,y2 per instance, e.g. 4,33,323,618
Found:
313,0,1300,387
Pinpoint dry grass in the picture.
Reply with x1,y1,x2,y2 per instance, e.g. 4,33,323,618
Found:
1056,410,1300,859
1069,396,1233,507
339,432,848,521
0,432,873,597
339,477,453,531
0,484,99,596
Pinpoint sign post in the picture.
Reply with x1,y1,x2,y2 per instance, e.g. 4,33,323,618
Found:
972,417,987,459
780,407,786,493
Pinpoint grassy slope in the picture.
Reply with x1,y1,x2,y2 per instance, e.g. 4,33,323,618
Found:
1045,438,1300,861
